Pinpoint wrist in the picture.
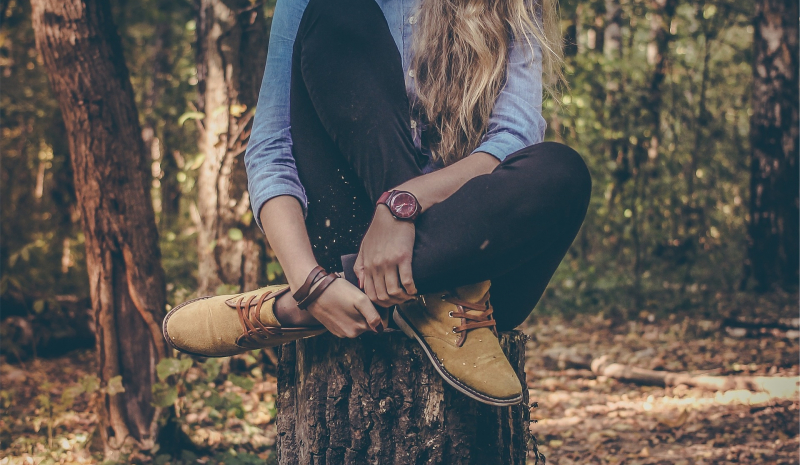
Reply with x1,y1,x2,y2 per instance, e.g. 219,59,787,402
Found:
285,261,322,291
375,204,415,227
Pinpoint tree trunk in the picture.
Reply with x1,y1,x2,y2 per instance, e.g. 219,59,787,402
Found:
277,331,532,465
603,0,622,60
140,2,172,226
195,0,268,295
30,0,168,455
744,0,799,291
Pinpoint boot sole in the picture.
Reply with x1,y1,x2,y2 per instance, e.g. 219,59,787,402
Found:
392,308,523,407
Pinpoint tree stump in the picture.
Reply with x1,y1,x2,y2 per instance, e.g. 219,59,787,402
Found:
277,331,531,464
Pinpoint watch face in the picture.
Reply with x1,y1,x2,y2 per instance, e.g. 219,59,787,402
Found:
389,191,417,218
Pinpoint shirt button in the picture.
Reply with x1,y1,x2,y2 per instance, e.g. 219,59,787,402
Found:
408,69,415,78
410,119,417,129
409,15,417,24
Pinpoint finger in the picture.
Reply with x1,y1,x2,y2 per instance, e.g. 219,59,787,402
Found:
354,252,365,288
372,269,392,305
344,317,372,338
398,260,417,295
385,266,413,302
363,274,378,303
354,294,383,332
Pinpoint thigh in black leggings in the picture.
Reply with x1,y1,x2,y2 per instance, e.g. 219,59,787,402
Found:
289,0,591,330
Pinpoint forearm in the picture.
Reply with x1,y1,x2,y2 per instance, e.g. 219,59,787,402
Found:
259,195,319,291
393,152,499,212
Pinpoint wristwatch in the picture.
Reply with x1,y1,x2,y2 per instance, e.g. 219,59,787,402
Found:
377,190,421,221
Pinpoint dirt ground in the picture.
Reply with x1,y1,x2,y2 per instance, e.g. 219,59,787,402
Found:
524,313,799,464
1,312,798,465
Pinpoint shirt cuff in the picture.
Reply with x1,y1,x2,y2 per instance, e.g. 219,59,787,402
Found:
250,182,308,232
471,131,529,163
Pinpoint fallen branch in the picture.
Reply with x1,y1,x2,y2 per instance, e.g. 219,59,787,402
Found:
539,351,799,397
723,317,799,332
723,317,800,339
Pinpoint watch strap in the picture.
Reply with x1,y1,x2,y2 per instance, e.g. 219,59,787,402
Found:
377,191,392,206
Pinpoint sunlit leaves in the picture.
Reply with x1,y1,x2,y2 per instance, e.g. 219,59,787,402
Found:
156,357,193,382
228,228,244,241
228,374,255,390
177,111,205,126
152,382,179,408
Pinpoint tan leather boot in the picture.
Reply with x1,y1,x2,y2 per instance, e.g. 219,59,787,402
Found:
163,285,326,357
393,281,523,406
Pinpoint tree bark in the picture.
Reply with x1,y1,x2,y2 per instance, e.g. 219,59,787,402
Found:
30,0,168,455
195,0,268,295
603,0,623,60
140,1,173,226
277,331,532,465
744,0,799,291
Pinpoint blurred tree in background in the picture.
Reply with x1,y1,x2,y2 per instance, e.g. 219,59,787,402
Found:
193,0,269,296
30,0,169,454
744,0,798,292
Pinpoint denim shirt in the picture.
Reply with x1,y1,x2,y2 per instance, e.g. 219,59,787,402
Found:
245,0,546,228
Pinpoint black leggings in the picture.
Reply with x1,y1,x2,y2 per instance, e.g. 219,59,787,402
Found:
288,0,591,330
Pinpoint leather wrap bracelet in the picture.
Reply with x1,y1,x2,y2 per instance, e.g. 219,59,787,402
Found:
293,265,339,310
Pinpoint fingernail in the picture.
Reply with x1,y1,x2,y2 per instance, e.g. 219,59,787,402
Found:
375,322,384,333
358,277,363,288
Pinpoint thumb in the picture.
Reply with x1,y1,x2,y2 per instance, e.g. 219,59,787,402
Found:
354,252,365,287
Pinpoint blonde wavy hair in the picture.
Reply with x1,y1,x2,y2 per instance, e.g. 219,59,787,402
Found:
410,0,563,165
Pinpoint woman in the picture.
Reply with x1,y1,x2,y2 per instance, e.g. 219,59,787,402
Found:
163,0,591,406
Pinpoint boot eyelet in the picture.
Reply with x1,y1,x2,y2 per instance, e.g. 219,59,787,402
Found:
452,327,457,333
448,311,453,318
440,294,447,301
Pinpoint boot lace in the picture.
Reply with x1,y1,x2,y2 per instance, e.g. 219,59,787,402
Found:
443,293,497,347
234,290,283,347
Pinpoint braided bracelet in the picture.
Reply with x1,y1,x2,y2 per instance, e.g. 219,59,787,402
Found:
293,265,339,310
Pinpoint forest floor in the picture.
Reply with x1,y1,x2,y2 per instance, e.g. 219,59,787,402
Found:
1,308,798,465
524,312,799,465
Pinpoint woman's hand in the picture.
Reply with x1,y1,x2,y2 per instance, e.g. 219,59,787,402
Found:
354,206,418,307
306,277,383,338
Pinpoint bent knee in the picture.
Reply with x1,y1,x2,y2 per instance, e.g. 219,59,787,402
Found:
509,142,592,215
538,142,591,204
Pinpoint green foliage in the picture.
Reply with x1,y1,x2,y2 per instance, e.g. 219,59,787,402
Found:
177,111,205,126
153,357,194,407
227,228,244,241
537,0,757,317
151,355,256,420
1,0,87,311
228,374,255,390
151,382,179,408
156,357,193,382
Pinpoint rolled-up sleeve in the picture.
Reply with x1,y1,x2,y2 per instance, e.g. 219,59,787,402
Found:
472,35,547,161
245,0,310,230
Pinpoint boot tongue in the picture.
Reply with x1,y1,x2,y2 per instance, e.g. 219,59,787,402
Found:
454,281,491,302
225,288,283,327
258,300,280,327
